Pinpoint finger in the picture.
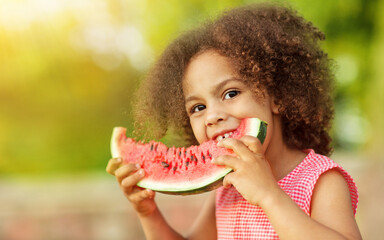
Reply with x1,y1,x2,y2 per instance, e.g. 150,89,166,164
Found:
128,189,155,203
240,135,263,154
217,138,254,159
106,158,122,175
223,173,234,189
121,183,143,197
212,155,240,170
115,163,141,182
121,169,145,188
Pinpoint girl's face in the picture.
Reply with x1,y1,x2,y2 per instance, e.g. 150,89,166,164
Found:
182,50,278,146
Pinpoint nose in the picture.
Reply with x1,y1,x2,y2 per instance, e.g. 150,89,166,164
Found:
205,107,227,126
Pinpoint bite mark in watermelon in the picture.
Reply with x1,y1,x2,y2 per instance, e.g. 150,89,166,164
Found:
110,118,267,195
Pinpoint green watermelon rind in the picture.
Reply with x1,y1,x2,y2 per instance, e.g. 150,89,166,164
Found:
137,167,232,195
110,118,267,195
111,127,125,160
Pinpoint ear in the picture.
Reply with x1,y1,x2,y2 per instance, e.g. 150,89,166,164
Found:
270,97,280,114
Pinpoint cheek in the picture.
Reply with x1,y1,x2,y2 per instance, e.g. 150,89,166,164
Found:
194,123,209,144
243,102,270,120
189,119,203,143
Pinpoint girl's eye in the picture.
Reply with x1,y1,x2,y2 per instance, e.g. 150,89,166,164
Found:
191,104,206,114
224,90,240,99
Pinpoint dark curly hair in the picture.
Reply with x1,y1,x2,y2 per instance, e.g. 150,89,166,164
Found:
133,3,335,156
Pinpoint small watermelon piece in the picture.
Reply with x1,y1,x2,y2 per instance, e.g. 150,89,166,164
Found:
110,118,267,195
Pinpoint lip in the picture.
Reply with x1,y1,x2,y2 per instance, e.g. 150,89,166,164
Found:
211,128,237,141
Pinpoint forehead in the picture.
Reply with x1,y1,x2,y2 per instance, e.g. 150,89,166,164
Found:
182,50,237,93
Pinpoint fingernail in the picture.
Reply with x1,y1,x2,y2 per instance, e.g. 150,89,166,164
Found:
138,169,144,176
135,163,141,169
116,158,122,163
211,157,215,163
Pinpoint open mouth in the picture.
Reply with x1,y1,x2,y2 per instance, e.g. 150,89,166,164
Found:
215,131,234,141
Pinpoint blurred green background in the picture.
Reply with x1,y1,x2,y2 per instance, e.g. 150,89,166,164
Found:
0,0,383,239
1,0,383,175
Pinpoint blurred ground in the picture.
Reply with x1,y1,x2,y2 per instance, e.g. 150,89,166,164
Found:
0,152,383,240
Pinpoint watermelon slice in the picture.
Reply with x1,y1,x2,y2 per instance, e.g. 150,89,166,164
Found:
110,118,267,195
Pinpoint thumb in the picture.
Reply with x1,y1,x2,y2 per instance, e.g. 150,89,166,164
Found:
240,135,264,154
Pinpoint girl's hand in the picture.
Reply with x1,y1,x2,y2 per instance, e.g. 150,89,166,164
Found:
212,135,280,207
106,158,157,216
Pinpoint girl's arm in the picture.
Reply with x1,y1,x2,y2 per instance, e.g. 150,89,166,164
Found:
187,191,217,240
213,137,362,240
106,158,217,240
310,169,361,239
137,207,185,240
261,169,362,240
106,158,183,239
139,191,217,240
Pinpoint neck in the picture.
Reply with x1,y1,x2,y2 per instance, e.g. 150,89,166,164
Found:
265,116,307,181
267,144,306,181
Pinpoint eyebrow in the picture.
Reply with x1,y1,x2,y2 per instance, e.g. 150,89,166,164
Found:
184,77,241,104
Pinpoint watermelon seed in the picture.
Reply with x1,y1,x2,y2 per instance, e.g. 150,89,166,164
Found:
172,162,178,172
161,162,170,168
150,144,154,151
185,161,189,167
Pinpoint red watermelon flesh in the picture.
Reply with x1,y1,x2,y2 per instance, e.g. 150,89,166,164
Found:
110,118,267,195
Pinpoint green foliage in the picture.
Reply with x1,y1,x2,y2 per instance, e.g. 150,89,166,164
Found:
0,0,382,176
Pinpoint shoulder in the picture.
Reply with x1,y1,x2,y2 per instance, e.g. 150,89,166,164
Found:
279,150,358,215
304,151,358,214
310,169,362,239
311,167,356,213
312,168,352,207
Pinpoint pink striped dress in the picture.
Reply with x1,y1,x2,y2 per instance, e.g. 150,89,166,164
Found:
215,149,358,239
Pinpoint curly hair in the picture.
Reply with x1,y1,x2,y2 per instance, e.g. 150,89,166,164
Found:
133,3,335,156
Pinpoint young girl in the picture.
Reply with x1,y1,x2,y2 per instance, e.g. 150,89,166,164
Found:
107,3,362,239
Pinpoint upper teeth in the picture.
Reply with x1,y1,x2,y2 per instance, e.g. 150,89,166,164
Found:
216,132,233,141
